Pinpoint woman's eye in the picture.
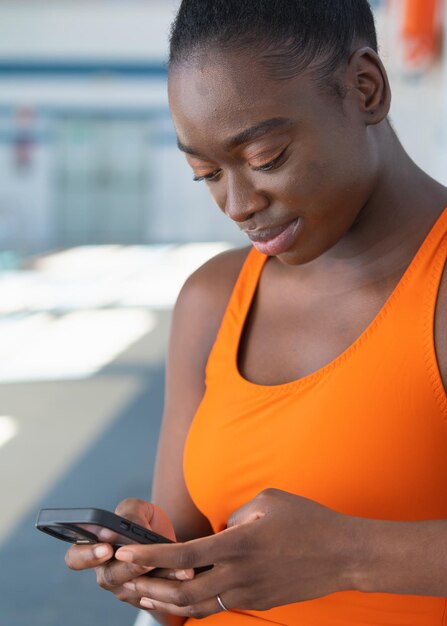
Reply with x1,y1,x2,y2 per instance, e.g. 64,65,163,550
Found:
193,169,222,183
192,148,287,182
252,148,287,172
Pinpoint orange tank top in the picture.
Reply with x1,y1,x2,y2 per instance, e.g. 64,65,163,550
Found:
183,207,447,625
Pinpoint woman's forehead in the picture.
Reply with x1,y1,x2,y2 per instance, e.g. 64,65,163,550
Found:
168,53,327,141
169,54,270,111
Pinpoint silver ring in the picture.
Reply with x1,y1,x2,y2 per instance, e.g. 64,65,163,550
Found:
216,594,229,612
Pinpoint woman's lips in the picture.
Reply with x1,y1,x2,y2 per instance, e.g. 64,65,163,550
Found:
246,218,301,256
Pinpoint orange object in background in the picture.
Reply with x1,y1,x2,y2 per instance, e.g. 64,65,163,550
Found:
402,0,442,68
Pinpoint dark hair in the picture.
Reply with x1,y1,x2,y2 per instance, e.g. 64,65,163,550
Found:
169,0,378,88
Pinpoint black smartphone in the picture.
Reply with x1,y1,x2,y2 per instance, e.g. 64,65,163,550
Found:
36,507,213,575
35,507,174,548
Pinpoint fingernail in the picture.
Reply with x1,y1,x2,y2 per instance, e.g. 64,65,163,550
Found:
140,597,155,610
94,545,110,558
97,528,115,541
123,582,136,592
115,549,133,562
176,569,192,580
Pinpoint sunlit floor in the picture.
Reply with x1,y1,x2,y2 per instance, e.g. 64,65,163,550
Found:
0,242,232,626
0,242,232,383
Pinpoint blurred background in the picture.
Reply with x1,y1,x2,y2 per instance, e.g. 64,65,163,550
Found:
0,0,446,624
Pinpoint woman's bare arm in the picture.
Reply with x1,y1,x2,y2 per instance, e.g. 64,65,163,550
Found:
152,247,250,542
145,248,249,625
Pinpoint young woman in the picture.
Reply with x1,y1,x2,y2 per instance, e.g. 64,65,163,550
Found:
66,1,447,624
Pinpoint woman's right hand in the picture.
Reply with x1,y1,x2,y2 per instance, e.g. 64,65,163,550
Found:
64,498,194,610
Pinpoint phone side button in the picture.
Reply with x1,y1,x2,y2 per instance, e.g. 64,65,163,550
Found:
120,521,130,531
132,526,144,537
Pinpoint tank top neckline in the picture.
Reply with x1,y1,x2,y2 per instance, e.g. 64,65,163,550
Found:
231,206,447,395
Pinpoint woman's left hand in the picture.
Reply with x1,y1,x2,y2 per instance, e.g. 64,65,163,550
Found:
115,489,362,618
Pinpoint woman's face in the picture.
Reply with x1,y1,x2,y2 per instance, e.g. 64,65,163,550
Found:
168,49,380,266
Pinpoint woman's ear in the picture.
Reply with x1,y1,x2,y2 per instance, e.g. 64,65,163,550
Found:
345,46,391,125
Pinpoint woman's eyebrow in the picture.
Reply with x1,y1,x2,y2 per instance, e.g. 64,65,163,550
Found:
176,138,207,158
177,117,293,157
224,117,293,151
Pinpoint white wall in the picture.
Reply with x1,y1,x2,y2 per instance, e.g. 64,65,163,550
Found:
0,0,177,60
0,0,173,109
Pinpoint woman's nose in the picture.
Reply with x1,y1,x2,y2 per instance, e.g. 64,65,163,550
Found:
224,173,270,223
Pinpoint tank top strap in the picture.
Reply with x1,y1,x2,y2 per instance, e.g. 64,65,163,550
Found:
374,205,447,421
419,207,447,418
420,206,447,292
205,247,267,383
402,205,447,290
395,205,447,326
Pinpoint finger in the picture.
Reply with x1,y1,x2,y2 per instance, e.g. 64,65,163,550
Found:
110,585,147,609
115,499,176,541
116,525,240,570
65,543,114,571
130,566,232,608
139,594,230,619
96,559,152,590
115,498,154,527
147,568,195,581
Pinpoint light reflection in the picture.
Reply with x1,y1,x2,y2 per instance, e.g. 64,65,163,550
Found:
0,416,18,449
0,309,156,383
0,243,234,383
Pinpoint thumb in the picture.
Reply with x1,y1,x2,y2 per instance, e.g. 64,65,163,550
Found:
147,505,177,541
115,498,154,526
114,499,176,542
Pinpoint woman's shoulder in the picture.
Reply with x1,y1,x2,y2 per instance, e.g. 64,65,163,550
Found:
171,246,252,364
179,245,251,312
